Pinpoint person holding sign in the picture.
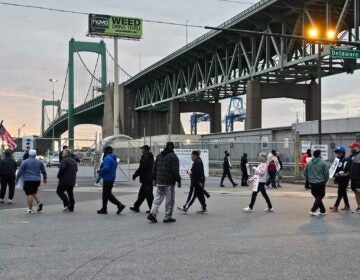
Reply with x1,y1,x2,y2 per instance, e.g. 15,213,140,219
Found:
243,153,273,212
329,146,350,212
304,150,329,216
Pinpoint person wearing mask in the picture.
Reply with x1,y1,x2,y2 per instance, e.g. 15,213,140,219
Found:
240,153,249,186
97,146,125,215
266,150,278,189
276,152,283,188
345,142,360,214
0,149,17,204
329,146,350,212
147,142,181,223
304,150,329,216
220,150,238,187
178,150,207,214
59,145,68,162
301,149,312,189
130,145,154,213
16,149,47,214
56,149,78,212
243,153,273,212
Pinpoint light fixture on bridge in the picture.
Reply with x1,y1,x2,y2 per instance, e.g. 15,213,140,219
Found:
307,27,319,39
326,29,336,40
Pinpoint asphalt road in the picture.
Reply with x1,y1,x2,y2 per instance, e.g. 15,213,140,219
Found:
0,169,359,280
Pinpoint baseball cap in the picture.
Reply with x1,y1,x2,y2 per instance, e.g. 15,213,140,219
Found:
140,145,150,151
350,142,360,149
29,149,37,156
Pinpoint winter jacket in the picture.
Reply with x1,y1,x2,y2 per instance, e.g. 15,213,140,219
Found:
344,152,360,180
57,156,78,186
133,152,154,185
333,156,350,186
304,158,329,184
98,154,118,182
254,163,268,183
16,158,47,182
240,155,248,171
153,149,181,186
301,153,311,169
0,156,17,177
190,157,205,187
223,156,231,170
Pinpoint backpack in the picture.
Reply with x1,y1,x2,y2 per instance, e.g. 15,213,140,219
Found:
268,160,276,172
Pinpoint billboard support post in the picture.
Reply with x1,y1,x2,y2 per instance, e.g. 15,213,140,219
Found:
113,37,120,135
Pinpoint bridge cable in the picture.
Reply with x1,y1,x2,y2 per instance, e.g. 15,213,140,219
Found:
73,42,101,83
106,49,132,79
84,54,100,103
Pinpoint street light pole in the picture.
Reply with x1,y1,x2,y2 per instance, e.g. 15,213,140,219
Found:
17,124,25,138
49,78,58,152
318,44,322,144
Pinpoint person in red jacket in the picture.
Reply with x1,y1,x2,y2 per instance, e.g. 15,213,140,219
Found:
301,149,312,189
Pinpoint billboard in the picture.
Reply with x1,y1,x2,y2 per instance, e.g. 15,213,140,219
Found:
88,14,142,39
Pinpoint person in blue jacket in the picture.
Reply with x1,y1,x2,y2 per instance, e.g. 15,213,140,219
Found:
330,146,351,211
97,146,125,215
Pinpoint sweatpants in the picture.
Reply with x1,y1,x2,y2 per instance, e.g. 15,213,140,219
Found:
249,182,272,209
133,184,154,210
150,185,175,219
187,185,206,210
56,184,75,210
0,174,15,200
310,182,326,213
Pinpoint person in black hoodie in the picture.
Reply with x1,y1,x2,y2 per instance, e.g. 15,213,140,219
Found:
220,150,238,187
240,153,249,186
56,149,78,212
0,149,17,204
130,145,154,213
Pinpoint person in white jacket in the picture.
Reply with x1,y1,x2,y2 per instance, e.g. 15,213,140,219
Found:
244,153,273,212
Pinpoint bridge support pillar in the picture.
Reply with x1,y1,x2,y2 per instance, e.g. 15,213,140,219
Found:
306,84,321,122
210,101,222,133
169,101,181,135
245,80,262,130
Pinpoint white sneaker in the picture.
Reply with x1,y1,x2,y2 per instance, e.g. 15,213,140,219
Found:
243,207,252,212
25,208,33,214
309,211,320,216
0,199,4,204
94,183,101,187
351,208,360,214
264,208,274,212
7,199,12,204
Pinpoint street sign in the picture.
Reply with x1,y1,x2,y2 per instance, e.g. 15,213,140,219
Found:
88,14,143,39
311,144,328,160
330,48,360,59
22,136,34,151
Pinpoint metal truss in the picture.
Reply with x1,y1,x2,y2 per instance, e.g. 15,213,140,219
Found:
131,0,360,111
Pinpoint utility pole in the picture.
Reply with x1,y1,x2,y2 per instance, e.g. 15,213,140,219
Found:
113,38,120,136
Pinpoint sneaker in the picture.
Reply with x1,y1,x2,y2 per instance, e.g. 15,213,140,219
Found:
37,203,43,212
264,208,274,212
130,206,140,213
233,183,238,187
177,206,188,213
243,207,252,212
220,185,226,188
146,210,151,214
196,209,207,214
351,208,360,214
117,204,126,215
341,206,350,211
330,206,338,212
97,208,108,214
63,206,69,212
309,211,320,216
25,208,33,214
319,212,326,216
147,213,157,223
0,199,4,204
163,217,176,223
205,193,210,198
94,183,101,187
7,199,12,204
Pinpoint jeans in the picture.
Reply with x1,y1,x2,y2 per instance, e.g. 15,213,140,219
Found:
249,182,272,209
150,185,175,219
310,182,326,213
56,185,75,210
266,171,277,188
0,174,15,200
220,169,236,186
102,181,122,210
133,184,154,210
334,183,350,207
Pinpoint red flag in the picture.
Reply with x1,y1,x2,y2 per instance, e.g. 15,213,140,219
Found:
0,122,17,149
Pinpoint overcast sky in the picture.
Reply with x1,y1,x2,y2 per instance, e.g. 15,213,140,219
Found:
0,0,359,140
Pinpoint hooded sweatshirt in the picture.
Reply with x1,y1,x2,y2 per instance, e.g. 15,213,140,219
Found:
304,158,329,184
98,153,117,182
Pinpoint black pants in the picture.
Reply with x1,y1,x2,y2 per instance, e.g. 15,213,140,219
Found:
187,185,207,210
241,167,248,186
56,185,75,210
249,182,272,209
102,181,122,210
334,183,350,207
304,179,310,189
310,182,326,213
266,171,277,188
221,169,236,185
0,174,15,200
133,183,154,210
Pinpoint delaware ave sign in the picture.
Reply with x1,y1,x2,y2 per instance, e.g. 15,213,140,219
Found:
88,14,143,39
330,48,360,59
